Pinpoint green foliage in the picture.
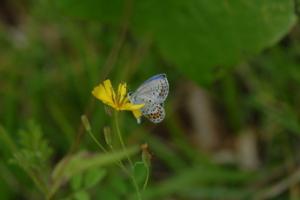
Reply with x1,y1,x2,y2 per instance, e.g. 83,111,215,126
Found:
54,0,296,85
73,190,90,200
83,168,107,189
70,167,107,191
134,162,148,186
52,147,138,183
143,166,253,199
12,121,53,170
0,0,300,199
69,168,106,200
71,174,83,191
9,121,53,194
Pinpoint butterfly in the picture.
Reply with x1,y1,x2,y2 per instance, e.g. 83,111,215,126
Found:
128,74,169,123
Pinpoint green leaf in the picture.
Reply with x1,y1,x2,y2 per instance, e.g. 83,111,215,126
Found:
133,162,148,185
110,173,129,195
8,121,53,194
52,146,138,184
17,121,53,167
96,187,120,200
83,168,107,189
143,166,253,199
73,190,90,200
54,0,296,85
133,0,296,84
71,174,83,191
10,121,53,169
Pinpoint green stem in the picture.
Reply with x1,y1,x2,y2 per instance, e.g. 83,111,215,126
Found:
130,174,142,200
143,165,150,191
13,155,49,198
81,115,107,152
114,112,133,166
114,111,142,200
82,115,133,177
87,128,107,153
83,114,141,199
27,169,48,196
82,114,142,199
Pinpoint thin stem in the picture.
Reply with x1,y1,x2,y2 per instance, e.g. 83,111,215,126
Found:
114,112,133,166
27,169,48,196
130,174,142,200
107,143,131,175
82,116,134,179
143,165,150,191
81,115,107,152
114,111,142,200
87,128,107,153
13,155,49,198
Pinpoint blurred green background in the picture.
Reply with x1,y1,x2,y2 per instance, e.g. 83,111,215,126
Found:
1,0,300,199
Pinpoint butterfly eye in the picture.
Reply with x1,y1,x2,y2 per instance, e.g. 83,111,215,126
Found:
127,92,134,103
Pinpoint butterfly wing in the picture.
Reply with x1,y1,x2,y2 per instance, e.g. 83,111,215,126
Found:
130,74,169,104
142,103,165,123
128,74,169,123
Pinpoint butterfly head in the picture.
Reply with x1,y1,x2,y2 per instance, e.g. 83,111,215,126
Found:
127,91,143,105
127,92,134,103
127,91,132,98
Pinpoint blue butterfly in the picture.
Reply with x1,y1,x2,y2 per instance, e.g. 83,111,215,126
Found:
128,74,169,123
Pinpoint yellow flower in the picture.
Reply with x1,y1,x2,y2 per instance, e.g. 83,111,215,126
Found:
92,80,144,120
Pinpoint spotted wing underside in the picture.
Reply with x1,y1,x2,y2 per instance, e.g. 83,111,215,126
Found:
142,103,165,123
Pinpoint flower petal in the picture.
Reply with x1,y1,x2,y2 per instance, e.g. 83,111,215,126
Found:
92,83,114,105
103,80,116,103
117,82,127,104
132,109,142,124
121,102,144,111
92,79,143,114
